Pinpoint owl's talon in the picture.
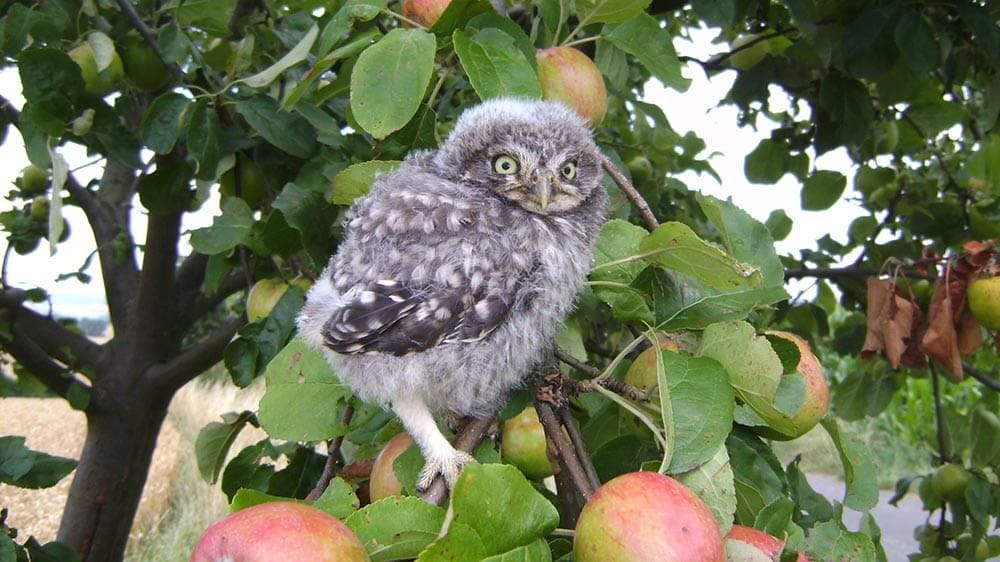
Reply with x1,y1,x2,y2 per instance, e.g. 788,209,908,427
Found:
416,450,477,492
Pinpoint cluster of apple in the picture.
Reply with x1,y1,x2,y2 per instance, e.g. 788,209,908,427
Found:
404,0,607,126
67,32,169,97
5,165,71,254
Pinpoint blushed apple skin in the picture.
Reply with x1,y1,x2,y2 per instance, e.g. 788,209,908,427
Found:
756,331,829,440
574,471,725,562
725,524,812,561
536,47,607,126
369,432,414,500
402,0,451,27
189,501,370,562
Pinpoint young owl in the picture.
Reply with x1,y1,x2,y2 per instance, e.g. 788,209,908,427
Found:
297,98,608,491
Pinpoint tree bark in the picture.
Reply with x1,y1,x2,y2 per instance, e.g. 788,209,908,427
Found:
56,372,173,562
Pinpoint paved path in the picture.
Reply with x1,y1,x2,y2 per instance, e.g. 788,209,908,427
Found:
807,473,925,562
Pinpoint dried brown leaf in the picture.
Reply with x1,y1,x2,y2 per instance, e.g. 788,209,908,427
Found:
921,282,963,380
862,278,924,369
861,279,892,361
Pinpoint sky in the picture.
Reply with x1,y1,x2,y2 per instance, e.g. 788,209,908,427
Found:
0,26,864,321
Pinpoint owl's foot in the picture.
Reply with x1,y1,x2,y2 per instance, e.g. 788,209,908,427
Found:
416,449,477,492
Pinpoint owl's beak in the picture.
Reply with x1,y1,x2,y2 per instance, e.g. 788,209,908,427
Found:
530,172,553,209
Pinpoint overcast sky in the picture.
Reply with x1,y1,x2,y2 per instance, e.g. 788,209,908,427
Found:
0,26,863,320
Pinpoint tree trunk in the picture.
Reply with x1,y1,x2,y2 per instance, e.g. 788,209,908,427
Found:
56,375,172,562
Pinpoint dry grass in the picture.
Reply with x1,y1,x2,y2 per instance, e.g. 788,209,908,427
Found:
0,373,265,561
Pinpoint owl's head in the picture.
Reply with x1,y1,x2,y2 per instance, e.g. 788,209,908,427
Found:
435,98,603,215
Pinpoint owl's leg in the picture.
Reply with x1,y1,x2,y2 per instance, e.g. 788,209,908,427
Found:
392,394,476,492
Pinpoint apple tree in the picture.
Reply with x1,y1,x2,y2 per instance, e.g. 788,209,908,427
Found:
0,0,997,561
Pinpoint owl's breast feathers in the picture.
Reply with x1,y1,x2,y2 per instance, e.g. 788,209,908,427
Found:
319,164,602,357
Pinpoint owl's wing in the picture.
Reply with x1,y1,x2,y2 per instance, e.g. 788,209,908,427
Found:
321,271,535,356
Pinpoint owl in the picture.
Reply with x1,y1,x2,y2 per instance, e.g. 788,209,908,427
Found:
297,98,608,491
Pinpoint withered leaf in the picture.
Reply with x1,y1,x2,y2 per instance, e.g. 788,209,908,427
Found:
921,281,963,380
862,278,922,369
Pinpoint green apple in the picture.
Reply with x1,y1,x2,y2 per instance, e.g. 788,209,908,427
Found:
246,278,291,323
69,41,124,96
501,405,553,480
753,331,830,441
220,154,268,209
931,463,970,502
29,196,49,221
537,47,607,126
967,277,1000,330
20,165,49,195
729,34,772,70
120,33,169,92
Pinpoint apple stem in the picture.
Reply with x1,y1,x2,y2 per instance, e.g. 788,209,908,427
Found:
601,156,660,232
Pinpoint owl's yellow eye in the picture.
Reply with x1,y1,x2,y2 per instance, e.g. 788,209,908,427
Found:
560,161,577,180
493,155,519,175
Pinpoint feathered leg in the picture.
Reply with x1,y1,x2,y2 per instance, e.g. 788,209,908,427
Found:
392,394,476,492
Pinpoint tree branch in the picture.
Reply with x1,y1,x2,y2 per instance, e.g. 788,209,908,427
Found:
535,399,596,499
2,324,91,400
114,0,183,79
784,265,936,281
963,362,1000,392
136,209,183,358
179,272,248,332
554,347,601,378
306,404,356,501
420,416,494,506
176,253,209,293
601,156,659,231
0,291,105,372
148,317,243,393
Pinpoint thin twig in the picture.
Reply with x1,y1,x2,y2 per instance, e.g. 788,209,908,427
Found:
535,398,595,499
601,156,659,231
554,347,601,378
306,404,355,501
558,407,600,492
929,363,949,463
551,445,581,527
963,362,1000,392
421,416,494,506
114,0,182,78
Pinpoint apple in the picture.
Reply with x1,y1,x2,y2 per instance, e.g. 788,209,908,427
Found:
931,463,970,502
20,165,49,195
967,277,1000,330
246,278,291,323
574,471,725,562
626,155,653,184
29,196,49,221
69,41,124,96
220,154,268,209
725,524,811,561
501,405,553,480
729,34,771,70
536,47,607,126
621,339,681,436
120,33,169,92
402,0,451,27
369,432,413,500
190,501,370,562
873,121,899,154
753,331,829,441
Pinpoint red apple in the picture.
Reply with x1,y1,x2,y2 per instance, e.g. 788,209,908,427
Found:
190,501,370,562
402,0,451,27
574,471,725,562
536,47,607,126
754,331,829,440
725,524,811,561
501,405,554,480
369,432,414,500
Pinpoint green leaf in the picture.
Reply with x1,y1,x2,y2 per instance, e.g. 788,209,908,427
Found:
817,75,873,149
243,24,318,88
141,93,189,154
257,338,353,441
803,520,877,562
697,320,783,409
726,429,787,524
331,160,402,205
970,404,1000,466
273,182,341,267
235,96,317,159
603,13,690,91
187,100,224,179
589,219,653,323
312,477,360,520
481,538,552,562
417,521,488,561
195,411,255,484
317,0,387,55
658,285,790,331
697,194,784,287
189,198,255,255
137,162,193,214
894,10,938,75
0,435,76,489
18,47,83,112
229,488,296,512
904,101,966,137
658,351,734,473
640,222,763,291
744,139,788,184
676,444,737,534
450,464,559,555
820,418,878,511
173,0,236,36
430,0,495,36
786,455,833,526
345,496,446,561
284,30,380,110
801,170,847,211
453,28,542,100
351,29,436,139
577,0,651,24
764,209,792,241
